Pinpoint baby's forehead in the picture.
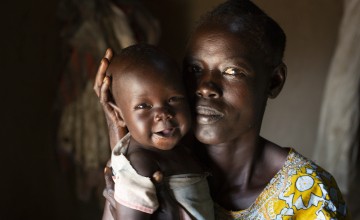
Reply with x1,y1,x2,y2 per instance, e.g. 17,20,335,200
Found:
110,56,177,78
111,59,181,89
112,69,184,103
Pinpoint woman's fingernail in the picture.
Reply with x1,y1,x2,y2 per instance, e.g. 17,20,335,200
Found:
152,171,163,183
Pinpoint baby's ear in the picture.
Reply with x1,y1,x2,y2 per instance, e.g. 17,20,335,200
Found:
268,62,287,99
109,102,126,127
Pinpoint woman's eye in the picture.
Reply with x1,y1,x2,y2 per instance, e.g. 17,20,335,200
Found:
223,67,245,77
187,65,202,74
135,103,152,110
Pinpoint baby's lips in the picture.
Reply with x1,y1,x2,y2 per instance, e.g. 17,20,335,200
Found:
161,128,174,134
154,127,176,135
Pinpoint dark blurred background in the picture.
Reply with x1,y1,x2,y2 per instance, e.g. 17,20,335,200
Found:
2,0,358,219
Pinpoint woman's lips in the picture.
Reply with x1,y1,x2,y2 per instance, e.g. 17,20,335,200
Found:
196,105,224,124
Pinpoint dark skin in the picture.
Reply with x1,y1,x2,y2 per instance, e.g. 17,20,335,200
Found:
101,52,201,220
95,20,288,215
183,21,289,210
109,55,192,152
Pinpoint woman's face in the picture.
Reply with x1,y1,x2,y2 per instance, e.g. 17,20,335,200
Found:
184,22,271,145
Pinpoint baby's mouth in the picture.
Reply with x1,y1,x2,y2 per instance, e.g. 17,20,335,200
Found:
154,128,177,137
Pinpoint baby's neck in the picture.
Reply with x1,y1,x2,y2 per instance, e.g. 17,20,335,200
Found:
128,140,204,176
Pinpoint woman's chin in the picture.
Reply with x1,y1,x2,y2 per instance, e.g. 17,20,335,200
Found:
194,126,222,145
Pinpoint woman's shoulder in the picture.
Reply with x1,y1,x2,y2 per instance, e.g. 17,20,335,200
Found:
277,148,349,218
284,148,338,186
279,148,340,196
262,140,345,202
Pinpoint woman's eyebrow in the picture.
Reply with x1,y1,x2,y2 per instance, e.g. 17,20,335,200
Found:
222,56,254,70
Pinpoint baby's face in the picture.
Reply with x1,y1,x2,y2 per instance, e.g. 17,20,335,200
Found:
111,59,191,150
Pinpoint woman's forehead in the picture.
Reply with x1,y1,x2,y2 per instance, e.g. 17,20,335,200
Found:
188,26,253,58
190,22,251,48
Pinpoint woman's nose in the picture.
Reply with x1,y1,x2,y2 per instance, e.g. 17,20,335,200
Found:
154,107,174,121
196,74,222,99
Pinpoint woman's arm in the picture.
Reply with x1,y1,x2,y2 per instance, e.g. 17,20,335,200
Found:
102,166,116,220
95,49,126,219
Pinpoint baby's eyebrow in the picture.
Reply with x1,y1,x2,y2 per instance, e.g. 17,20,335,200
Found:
133,94,149,99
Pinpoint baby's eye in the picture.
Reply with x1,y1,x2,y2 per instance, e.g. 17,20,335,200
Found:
134,103,152,110
168,96,185,104
223,67,246,77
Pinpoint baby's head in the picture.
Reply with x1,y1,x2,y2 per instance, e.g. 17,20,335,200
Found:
107,44,191,150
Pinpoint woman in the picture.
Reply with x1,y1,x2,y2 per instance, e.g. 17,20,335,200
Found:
94,0,349,219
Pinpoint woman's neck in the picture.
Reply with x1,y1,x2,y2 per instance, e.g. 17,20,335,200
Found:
205,135,289,210
206,134,264,189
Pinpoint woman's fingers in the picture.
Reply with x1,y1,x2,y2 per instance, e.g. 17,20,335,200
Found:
98,65,127,148
100,76,111,104
94,58,109,97
105,48,113,60
152,171,164,183
94,48,113,97
102,200,116,220
103,166,116,208
100,76,118,122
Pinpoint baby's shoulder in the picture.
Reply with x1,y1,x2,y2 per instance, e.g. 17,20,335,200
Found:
127,148,160,178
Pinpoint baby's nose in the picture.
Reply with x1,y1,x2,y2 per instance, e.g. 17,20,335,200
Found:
154,107,173,121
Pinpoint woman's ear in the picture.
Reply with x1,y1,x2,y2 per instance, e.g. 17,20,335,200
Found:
268,62,287,99
109,102,126,127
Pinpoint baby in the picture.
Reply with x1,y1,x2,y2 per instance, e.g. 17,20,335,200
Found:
106,43,214,220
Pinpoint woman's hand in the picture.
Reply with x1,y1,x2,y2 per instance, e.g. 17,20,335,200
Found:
102,166,117,220
94,48,127,149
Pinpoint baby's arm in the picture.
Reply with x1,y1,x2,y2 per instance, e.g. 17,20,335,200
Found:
128,151,190,220
106,150,191,220
113,203,151,220
111,150,159,220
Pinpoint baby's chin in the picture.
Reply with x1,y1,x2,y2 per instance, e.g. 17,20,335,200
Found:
151,134,182,151
149,126,186,150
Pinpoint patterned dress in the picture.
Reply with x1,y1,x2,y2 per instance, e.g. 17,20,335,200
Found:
215,149,350,220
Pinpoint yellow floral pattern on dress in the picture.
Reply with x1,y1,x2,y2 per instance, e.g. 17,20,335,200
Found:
215,149,350,220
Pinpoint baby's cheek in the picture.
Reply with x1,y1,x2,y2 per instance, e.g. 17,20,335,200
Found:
179,114,192,135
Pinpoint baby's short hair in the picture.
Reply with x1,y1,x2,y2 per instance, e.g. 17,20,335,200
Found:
199,0,286,68
116,43,170,64
109,43,180,92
